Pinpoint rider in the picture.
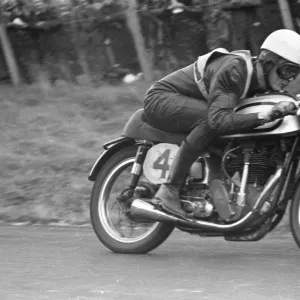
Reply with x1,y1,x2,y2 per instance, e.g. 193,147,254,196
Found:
143,29,300,218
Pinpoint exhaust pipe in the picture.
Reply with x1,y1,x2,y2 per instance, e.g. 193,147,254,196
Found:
131,167,283,232
131,199,178,223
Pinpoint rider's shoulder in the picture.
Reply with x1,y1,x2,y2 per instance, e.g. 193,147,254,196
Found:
214,56,247,85
225,54,247,68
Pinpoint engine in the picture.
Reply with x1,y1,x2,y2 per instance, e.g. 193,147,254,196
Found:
225,147,277,186
179,142,284,220
216,142,284,221
180,182,214,219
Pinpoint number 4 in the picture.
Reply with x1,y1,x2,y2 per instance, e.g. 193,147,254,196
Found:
153,149,171,179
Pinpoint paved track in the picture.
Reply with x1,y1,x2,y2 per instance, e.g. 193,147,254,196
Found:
1,225,300,300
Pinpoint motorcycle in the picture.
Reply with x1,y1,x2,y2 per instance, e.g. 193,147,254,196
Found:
88,91,300,253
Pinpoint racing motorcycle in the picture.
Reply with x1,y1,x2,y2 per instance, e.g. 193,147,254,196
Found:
89,91,300,253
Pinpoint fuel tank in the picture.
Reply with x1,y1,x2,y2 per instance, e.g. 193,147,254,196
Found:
222,92,300,139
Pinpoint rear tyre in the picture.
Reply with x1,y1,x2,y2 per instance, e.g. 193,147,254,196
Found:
90,145,174,254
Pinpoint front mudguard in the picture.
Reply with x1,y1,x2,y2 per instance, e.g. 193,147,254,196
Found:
88,136,135,181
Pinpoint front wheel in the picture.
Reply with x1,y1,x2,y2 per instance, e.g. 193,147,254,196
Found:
290,184,300,248
90,145,174,254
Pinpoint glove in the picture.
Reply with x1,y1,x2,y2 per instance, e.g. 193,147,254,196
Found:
258,101,297,123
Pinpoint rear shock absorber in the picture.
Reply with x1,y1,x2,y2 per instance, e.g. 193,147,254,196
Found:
117,140,152,204
130,141,152,187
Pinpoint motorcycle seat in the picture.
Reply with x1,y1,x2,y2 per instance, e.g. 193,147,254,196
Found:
123,109,186,145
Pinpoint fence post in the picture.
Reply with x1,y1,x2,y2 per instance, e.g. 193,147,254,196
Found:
69,1,92,85
0,9,21,85
124,0,154,82
277,0,295,30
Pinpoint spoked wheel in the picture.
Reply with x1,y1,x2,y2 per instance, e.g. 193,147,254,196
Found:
290,185,300,248
90,146,174,254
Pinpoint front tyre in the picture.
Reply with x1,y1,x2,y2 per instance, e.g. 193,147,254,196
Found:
290,184,300,248
90,145,174,254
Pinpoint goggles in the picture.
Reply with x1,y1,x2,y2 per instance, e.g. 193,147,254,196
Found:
276,62,300,81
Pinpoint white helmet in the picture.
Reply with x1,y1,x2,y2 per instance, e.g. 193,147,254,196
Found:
261,29,300,66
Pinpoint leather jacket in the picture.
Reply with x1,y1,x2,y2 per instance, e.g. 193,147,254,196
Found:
145,53,268,133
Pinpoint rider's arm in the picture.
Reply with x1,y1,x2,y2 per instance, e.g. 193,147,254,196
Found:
207,57,263,134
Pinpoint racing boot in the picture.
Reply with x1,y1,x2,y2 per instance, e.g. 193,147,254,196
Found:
154,140,199,219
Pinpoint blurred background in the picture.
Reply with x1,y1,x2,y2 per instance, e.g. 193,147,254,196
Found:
1,0,299,86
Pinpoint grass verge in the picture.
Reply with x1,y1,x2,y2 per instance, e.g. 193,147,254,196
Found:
0,82,148,224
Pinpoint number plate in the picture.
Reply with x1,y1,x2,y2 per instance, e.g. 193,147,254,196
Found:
143,143,179,184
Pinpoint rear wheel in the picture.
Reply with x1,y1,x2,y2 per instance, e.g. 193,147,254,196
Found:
90,146,174,253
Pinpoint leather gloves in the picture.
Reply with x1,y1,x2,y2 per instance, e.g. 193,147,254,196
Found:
258,101,298,124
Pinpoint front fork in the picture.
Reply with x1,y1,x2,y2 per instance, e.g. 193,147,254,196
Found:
267,137,300,230
250,137,300,233
117,141,152,205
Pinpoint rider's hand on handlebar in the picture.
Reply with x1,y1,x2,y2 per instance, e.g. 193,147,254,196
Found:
258,101,297,123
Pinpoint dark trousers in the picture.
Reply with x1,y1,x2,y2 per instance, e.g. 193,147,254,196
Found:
144,92,219,154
